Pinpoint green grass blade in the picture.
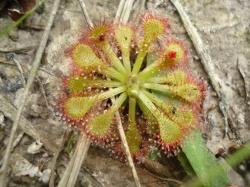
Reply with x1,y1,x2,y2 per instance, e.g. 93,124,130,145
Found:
227,142,250,166
182,130,230,187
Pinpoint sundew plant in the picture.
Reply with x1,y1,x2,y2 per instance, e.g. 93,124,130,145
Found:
55,13,230,187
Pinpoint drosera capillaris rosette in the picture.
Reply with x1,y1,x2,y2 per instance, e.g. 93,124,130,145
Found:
55,12,207,163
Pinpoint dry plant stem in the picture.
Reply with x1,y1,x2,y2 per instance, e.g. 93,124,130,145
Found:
49,130,71,187
49,148,61,187
13,57,26,85
0,0,61,183
170,0,230,135
67,134,90,186
77,0,93,28
0,45,36,53
12,132,24,150
115,111,142,187
57,133,90,187
121,0,134,24
115,0,126,22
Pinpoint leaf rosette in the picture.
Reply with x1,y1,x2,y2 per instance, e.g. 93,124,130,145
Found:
56,13,205,161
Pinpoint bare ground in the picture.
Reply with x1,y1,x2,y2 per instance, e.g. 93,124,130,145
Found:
0,0,250,186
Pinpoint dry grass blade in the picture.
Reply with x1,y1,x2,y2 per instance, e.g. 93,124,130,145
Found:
0,0,61,185
49,130,71,187
0,45,36,53
115,0,126,22
115,111,142,187
57,133,90,187
78,0,93,28
121,0,134,23
115,0,135,24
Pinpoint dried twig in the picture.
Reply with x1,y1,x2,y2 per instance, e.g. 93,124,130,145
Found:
170,0,232,137
0,0,61,184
